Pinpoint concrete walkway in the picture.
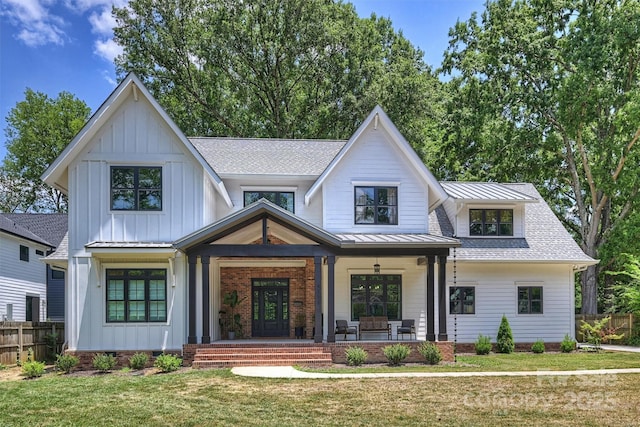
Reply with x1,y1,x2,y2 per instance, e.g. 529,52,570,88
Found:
231,366,640,379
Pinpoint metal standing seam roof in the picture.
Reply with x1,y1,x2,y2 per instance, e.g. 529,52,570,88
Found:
188,137,347,176
429,183,597,264
336,233,460,247
441,182,537,202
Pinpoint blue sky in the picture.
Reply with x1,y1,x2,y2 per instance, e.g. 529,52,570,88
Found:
0,0,485,161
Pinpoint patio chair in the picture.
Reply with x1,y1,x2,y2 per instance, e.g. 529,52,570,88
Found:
396,319,415,340
335,320,358,341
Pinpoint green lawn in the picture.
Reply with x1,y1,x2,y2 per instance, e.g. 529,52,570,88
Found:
1,352,639,426
304,351,640,373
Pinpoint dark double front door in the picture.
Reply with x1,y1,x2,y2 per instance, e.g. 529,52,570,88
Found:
252,279,289,337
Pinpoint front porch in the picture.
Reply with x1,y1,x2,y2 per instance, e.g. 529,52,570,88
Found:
184,340,454,367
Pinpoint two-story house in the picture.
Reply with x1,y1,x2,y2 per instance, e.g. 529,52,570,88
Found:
42,74,595,365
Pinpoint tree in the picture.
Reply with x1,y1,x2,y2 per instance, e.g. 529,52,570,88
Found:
440,0,640,314
3,89,91,212
496,314,514,354
112,0,446,158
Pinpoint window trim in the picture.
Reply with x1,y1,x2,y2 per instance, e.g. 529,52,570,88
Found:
105,269,167,323
110,166,163,212
517,286,543,314
350,274,402,321
449,286,476,315
19,245,29,262
354,186,398,225
469,208,514,237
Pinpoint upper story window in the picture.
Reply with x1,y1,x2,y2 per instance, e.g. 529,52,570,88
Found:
469,209,513,236
354,186,398,225
244,191,294,212
111,166,162,211
19,245,29,262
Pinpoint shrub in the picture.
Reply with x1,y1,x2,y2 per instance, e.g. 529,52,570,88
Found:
625,335,640,347
92,353,117,373
496,315,515,354
531,340,545,354
560,334,576,353
55,354,79,374
418,341,442,365
154,354,182,372
0,363,6,370
22,361,46,378
383,344,411,366
129,352,149,370
345,346,368,366
475,334,492,355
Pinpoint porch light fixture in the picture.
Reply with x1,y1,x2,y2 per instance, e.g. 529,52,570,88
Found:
374,258,381,274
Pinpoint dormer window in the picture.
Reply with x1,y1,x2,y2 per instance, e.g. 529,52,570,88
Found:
355,186,398,225
111,167,162,211
244,191,294,212
469,209,513,236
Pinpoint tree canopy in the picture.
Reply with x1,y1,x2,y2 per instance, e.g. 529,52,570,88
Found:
112,0,446,159
440,0,640,314
3,89,91,212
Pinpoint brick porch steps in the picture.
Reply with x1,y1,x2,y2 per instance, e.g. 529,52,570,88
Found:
191,344,333,368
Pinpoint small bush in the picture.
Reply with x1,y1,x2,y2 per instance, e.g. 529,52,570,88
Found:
22,361,46,378
55,354,79,374
418,341,442,365
625,335,640,347
0,363,7,370
560,334,576,353
154,354,182,372
129,352,149,370
92,353,117,373
531,340,545,354
345,346,368,366
383,344,411,366
496,315,515,354
475,334,492,355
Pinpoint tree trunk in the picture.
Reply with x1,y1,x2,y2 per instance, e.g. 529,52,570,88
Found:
581,265,599,314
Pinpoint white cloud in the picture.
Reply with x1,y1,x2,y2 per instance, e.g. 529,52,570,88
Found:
89,7,117,35
1,0,66,46
94,38,122,63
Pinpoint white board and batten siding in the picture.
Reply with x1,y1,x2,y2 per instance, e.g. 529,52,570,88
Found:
447,263,575,343
65,94,199,351
321,125,429,234
0,234,48,321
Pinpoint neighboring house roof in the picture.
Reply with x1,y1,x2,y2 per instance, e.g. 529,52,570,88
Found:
0,213,67,249
441,182,537,203
40,73,233,208
430,183,597,265
190,138,347,177
2,213,68,247
304,106,449,211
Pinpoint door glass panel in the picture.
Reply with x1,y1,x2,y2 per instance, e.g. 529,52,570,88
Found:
265,290,277,320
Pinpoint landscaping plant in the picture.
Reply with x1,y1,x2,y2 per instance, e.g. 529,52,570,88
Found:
475,334,492,355
55,354,79,374
345,346,368,366
129,352,149,370
580,316,625,350
418,341,442,365
383,344,411,366
93,353,117,373
154,354,182,372
22,360,46,378
531,340,545,354
496,314,515,353
560,334,576,353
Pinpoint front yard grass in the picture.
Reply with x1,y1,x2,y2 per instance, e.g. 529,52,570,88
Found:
0,352,639,426
303,351,640,373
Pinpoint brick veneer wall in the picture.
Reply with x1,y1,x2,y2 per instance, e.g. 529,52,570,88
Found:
219,257,316,339
327,341,454,364
455,342,563,353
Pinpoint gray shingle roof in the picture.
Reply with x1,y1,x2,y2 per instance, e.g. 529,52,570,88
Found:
430,183,596,263
441,182,537,202
188,137,347,176
2,213,68,247
0,214,52,246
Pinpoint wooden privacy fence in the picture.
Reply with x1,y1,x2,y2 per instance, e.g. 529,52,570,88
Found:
575,314,635,343
0,322,64,366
